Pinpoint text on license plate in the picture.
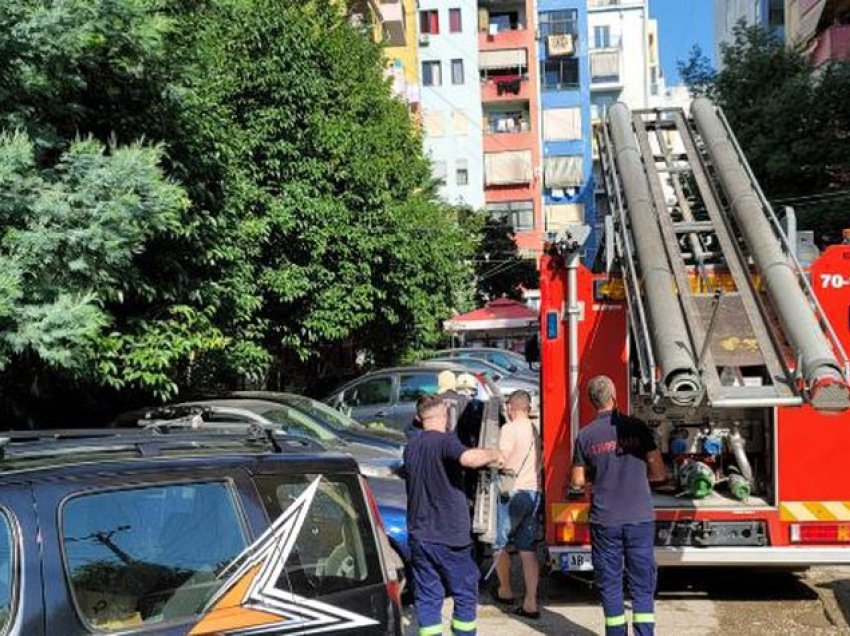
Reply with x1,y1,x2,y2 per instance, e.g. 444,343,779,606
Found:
560,551,593,572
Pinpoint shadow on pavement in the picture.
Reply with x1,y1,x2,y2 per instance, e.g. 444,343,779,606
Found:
655,568,818,602
479,574,597,636
815,577,850,626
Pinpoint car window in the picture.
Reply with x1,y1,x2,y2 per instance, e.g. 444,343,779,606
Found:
0,511,16,633
62,482,247,632
256,474,381,597
203,411,256,424
399,373,439,402
260,407,339,442
485,352,516,371
343,377,392,407
286,397,365,432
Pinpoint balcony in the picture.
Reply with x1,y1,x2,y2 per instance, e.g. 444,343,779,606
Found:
481,75,532,101
590,49,621,87
479,27,533,51
588,0,643,8
480,48,531,101
813,23,850,65
377,1,406,47
478,1,533,51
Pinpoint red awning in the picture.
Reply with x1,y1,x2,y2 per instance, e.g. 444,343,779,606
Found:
444,298,538,332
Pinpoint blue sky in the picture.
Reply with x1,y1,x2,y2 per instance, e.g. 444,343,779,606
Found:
650,0,715,86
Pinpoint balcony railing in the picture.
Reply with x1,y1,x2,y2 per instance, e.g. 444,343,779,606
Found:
484,115,531,135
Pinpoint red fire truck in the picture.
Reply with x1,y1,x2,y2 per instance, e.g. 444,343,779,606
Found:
540,99,850,574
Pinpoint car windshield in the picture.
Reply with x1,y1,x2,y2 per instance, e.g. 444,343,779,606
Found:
284,396,366,433
259,406,340,443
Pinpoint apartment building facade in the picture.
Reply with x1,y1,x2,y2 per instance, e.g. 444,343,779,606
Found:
406,1,658,263
478,0,542,254
714,0,786,65
349,0,421,109
786,0,850,64
537,1,596,259
418,1,486,208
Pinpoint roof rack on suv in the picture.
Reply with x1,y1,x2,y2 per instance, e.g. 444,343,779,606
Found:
0,426,322,464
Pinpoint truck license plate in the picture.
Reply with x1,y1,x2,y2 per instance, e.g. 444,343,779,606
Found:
560,551,593,572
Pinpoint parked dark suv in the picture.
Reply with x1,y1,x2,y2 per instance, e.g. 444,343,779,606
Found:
0,429,402,635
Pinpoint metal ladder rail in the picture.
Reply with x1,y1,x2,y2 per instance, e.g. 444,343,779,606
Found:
677,112,797,397
714,107,850,380
598,121,657,396
649,113,714,292
630,110,721,403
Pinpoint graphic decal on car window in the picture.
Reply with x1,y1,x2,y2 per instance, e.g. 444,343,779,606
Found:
189,477,378,635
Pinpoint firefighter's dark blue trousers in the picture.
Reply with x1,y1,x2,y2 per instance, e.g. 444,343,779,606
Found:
591,521,657,636
410,538,478,635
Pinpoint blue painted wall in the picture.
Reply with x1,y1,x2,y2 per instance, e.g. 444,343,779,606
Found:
537,0,598,263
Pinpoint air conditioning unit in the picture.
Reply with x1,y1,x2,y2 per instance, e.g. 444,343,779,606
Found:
547,33,575,57
418,33,431,46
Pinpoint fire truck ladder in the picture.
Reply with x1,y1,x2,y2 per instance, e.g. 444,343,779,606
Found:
598,100,850,410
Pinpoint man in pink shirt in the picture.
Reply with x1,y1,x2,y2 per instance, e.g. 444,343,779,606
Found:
493,390,542,619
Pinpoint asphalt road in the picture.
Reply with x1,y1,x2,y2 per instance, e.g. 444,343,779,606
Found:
403,565,850,635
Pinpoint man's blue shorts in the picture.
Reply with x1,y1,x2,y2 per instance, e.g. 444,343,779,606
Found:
494,489,542,551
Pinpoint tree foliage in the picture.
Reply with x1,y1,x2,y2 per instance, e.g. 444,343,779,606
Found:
679,24,850,238
473,217,538,304
0,0,477,424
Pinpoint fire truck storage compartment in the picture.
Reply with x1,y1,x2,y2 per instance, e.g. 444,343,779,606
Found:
633,401,775,508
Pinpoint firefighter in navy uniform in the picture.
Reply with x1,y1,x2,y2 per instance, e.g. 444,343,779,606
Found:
404,394,505,636
569,376,667,636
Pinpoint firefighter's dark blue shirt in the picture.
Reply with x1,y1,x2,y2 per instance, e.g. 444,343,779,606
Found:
404,430,471,547
573,410,657,526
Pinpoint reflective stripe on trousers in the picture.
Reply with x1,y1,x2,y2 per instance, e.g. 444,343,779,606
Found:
410,539,478,636
591,521,657,636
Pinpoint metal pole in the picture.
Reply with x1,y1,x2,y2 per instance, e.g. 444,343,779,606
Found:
567,249,580,444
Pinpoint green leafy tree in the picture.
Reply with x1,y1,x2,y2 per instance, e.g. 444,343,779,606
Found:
0,132,229,407
679,24,850,238
0,0,477,423
473,217,538,303
677,44,716,97
185,0,476,368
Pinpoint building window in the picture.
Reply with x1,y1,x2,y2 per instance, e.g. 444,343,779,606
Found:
767,0,784,29
451,58,465,84
423,110,445,137
544,156,584,189
484,150,533,186
456,159,469,186
543,107,582,141
539,10,578,38
590,50,620,83
485,109,530,134
420,9,439,35
486,10,521,32
487,201,535,231
449,8,462,33
541,58,580,91
452,110,468,135
422,60,442,86
593,25,611,49
433,160,448,185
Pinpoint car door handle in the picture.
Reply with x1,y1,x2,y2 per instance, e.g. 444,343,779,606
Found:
374,411,388,418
